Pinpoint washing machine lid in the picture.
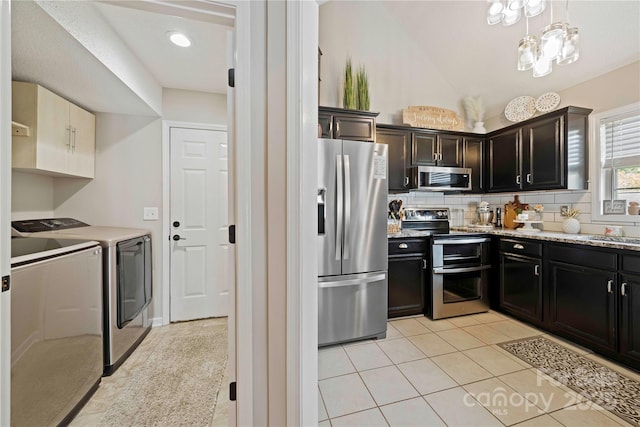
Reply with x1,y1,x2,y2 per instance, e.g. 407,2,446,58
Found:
11,218,89,236
11,237,100,266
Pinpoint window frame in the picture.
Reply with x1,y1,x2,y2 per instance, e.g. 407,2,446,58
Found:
591,102,640,223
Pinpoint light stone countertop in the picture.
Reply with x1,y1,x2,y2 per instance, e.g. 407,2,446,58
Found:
389,226,640,252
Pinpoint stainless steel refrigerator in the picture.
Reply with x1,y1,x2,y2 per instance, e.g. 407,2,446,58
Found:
318,138,388,347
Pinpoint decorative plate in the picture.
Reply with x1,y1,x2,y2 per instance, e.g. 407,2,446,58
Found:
504,96,536,122
535,92,561,113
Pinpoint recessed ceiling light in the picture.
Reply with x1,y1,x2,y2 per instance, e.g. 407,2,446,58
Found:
168,32,191,47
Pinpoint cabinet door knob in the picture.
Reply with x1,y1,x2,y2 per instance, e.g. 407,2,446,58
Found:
534,264,540,276
607,280,613,294
621,282,627,296
516,175,521,185
398,243,408,249
513,244,525,250
526,173,532,183
404,176,409,186
423,259,427,269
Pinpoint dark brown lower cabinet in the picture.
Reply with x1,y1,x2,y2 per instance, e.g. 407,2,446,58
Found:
500,253,542,325
619,273,640,365
388,255,425,318
548,261,617,353
388,238,428,318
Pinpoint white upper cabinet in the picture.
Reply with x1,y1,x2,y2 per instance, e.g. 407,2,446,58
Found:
11,81,95,178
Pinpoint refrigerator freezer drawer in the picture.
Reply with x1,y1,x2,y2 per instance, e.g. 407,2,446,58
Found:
318,272,388,346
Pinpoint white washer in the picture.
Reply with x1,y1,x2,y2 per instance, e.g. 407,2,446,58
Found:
12,218,153,375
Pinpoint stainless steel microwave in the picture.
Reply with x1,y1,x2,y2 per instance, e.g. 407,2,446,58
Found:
416,166,472,191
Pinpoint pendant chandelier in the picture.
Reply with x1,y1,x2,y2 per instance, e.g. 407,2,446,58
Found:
486,0,580,78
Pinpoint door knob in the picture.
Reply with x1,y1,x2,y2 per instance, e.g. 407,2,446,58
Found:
173,221,180,227
173,235,186,241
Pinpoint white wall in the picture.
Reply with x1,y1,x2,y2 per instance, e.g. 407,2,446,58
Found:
485,61,640,131
162,88,227,125
53,113,164,318
319,1,460,124
11,171,54,220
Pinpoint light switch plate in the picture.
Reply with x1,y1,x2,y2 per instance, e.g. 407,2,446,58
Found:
144,207,159,221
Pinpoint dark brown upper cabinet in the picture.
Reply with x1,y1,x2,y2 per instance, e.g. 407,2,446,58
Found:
411,132,463,167
376,126,414,192
463,136,485,193
487,106,592,193
318,106,379,142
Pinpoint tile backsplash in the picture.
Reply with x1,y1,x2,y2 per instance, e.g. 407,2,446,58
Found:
389,189,640,237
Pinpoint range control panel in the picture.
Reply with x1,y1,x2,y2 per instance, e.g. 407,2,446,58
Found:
11,218,89,233
403,208,450,221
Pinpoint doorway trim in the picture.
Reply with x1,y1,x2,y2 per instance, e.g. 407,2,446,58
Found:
161,120,228,326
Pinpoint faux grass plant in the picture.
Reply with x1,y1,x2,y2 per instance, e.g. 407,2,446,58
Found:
343,58,356,109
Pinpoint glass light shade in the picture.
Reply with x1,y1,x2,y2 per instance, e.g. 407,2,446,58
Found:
487,0,505,25
502,5,521,26
540,22,567,60
517,35,539,70
533,55,552,77
557,27,580,65
508,0,528,10
525,0,545,17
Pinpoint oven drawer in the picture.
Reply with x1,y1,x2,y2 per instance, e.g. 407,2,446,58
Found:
500,238,542,258
388,238,428,255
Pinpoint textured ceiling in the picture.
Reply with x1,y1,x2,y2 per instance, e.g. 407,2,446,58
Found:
11,1,640,120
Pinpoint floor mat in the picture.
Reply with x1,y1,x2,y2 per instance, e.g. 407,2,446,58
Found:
98,328,227,427
498,336,640,426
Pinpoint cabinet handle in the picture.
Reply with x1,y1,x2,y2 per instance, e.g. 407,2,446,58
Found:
72,127,77,153
513,244,525,250
516,175,521,185
404,176,409,186
621,282,627,296
526,173,532,183
335,121,340,135
423,259,427,269
534,265,540,276
607,280,613,294
66,126,72,151
398,243,408,249
433,153,438,161
438,153,443,161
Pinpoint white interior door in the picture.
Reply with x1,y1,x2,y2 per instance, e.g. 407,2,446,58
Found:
170,126,229,322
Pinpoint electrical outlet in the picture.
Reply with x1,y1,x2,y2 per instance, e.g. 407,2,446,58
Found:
144,207,159,221
560,205,570,217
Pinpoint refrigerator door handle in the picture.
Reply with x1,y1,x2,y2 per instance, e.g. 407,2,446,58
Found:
335,154,343,261
318,273,386,288
317,188,326,235
343,154,351,260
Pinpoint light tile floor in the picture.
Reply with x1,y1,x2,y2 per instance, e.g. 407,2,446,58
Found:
318,311,637,426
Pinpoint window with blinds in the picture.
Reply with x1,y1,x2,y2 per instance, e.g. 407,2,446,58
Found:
599,106,640,208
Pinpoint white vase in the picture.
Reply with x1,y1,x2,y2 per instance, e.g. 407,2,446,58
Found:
562,217,581,234
472,121,486,133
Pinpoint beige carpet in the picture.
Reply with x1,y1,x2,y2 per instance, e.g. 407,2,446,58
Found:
98,328,227,427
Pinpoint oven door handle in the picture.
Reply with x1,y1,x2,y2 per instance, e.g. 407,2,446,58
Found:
433,265,491,274
433,238,491,245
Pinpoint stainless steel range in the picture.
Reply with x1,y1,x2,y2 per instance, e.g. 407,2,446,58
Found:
403,207,491,319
